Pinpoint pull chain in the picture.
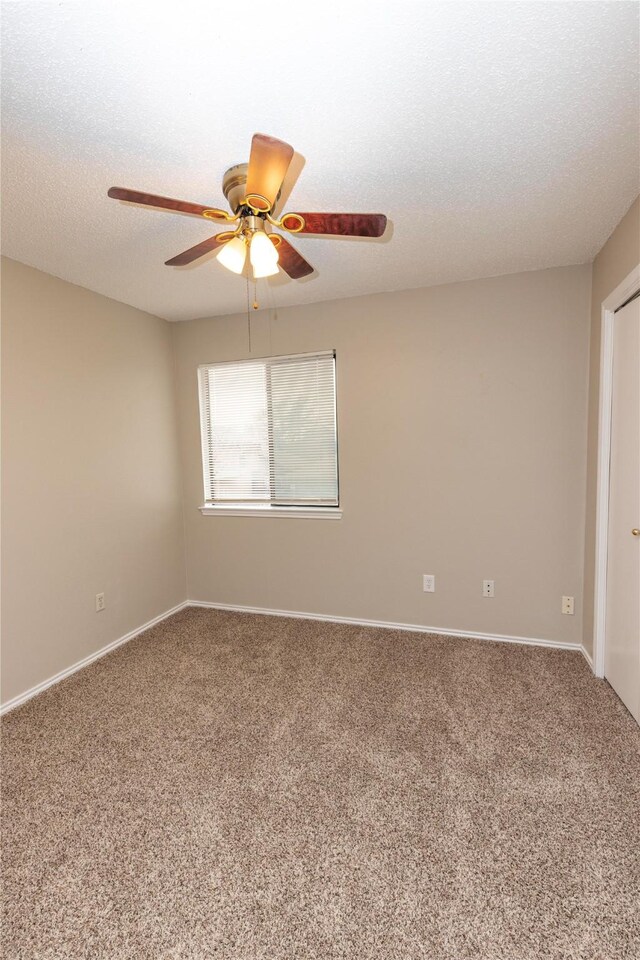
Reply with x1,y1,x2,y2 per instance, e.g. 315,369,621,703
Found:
245,275,252,353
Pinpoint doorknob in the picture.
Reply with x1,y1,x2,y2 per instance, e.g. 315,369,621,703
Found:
633,528,640,537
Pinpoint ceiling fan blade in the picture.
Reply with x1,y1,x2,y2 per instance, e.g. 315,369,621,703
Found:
108,187,229,220
282,212,387,237
165,234,230,266
245,133,294,212
271,235,314,279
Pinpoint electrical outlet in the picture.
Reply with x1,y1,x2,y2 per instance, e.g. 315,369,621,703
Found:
562,596,574,615
95,592,105,612
482,580,495,598
423,575,435,593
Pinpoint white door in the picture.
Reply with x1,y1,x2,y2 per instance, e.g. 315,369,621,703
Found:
605,294,640,724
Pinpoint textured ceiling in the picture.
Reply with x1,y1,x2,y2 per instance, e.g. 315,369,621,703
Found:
2,1,639,322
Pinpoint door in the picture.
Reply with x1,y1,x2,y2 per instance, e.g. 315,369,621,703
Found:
605,294,640,724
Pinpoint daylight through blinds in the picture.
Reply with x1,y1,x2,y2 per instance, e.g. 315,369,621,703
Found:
198,351,338,506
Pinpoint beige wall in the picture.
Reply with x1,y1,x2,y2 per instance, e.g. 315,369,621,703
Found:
173,264,591,646
1,258,186,704
582,197,640,655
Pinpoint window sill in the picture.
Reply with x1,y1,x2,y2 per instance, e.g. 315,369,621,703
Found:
199,504,342,520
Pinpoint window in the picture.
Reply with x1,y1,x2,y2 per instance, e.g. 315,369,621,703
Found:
198,351,339,516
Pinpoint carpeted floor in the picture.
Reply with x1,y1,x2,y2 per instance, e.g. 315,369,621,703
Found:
2,608,639,959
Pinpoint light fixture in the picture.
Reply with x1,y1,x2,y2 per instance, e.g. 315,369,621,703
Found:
249,230,279,278
216,235,247,275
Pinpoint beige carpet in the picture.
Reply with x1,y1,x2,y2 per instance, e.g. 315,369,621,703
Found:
2,608,639,959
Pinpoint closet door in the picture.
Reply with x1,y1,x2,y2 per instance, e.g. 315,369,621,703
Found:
605,295,640,724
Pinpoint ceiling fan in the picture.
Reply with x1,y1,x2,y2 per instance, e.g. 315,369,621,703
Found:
108,133,387,281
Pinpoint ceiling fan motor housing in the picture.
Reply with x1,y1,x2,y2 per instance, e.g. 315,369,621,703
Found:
222,163,250,214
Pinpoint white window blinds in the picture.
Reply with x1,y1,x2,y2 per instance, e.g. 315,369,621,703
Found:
198,351,338,506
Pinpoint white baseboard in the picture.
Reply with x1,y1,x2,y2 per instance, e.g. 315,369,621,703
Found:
0,601,189,716
580,644,595,671
1,598,588,716
188,600,582,653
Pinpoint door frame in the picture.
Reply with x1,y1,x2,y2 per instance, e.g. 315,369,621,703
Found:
593,263,640,678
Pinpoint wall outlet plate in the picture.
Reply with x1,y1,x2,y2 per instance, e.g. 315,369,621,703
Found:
561,596,574,615
482,580,495,598
423,575,435,593
95,592,105,612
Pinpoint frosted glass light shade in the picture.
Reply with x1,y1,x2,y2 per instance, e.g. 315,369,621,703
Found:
216,236,247,274
250,231,279,278
252,260,279,279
